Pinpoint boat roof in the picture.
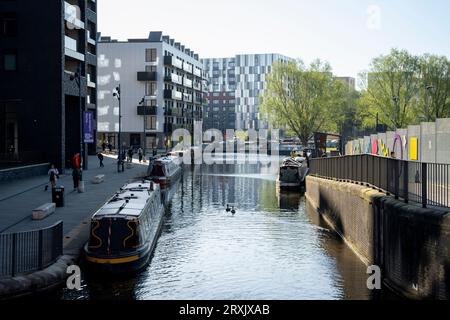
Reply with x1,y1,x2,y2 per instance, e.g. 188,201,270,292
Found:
281,158,303,167
155,155,178,164
92,181,159,218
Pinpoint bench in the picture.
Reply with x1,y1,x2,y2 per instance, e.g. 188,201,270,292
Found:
91,174,105,184
32,203,56,220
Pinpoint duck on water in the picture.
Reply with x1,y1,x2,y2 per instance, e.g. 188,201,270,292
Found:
83,180,165,275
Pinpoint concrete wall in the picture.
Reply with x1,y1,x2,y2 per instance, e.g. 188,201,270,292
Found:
306,175,450,299
306,176,381,266
346,118,450,164
0,163,50,183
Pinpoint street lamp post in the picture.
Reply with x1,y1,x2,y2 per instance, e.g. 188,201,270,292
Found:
139,96,146,158
113,85,123,172
70,64,86,171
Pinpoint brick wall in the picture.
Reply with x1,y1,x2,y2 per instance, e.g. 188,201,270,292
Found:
306,175,450,299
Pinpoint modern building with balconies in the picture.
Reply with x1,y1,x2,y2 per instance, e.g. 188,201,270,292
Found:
0,0,98,170
97,31,205,151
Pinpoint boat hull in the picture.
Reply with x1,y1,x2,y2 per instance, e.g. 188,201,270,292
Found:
82,203,165,275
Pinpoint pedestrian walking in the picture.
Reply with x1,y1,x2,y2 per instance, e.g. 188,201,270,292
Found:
45,164,59,191
97,152,104,167
102,142,106,152
108,142,113,152
138,147,143,163
128,147,133,163
72,167,80,191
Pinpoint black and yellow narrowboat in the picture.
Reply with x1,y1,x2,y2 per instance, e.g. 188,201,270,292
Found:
83,180,165,274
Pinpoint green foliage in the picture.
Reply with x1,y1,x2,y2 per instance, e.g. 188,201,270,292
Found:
260,59,346,146
417,54,450,120
358,49,420,130
358,49,450,129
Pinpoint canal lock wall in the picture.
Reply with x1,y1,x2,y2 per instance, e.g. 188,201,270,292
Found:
306,176,450,300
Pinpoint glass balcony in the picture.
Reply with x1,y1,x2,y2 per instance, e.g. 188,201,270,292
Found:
64,1,85,29
183,63,193,74
164,56,183,69
64,36,85,61
183,93,193,103
183,78,193,88
194,67,202,77
164,89,183,101
64,36,77,51
164,73,183,85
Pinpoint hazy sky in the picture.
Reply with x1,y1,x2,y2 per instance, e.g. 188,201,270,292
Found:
98,0,450,79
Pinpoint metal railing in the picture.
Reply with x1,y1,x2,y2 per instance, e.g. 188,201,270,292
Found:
310,154,450,209
0,221,63,278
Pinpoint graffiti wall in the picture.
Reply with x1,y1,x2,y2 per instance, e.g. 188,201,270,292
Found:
345,118,450,164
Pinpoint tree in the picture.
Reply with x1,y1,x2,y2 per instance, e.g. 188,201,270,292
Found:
417,54,450,121
358,49,420,130
331,80,361,140
260,60,344,147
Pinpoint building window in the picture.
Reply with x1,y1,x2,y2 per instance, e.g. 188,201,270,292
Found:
144,99,157,107
3,50,17,71
146,82,157,96
146,65,157,72
146,116,157,130
2,13,17,36
145,48,157,62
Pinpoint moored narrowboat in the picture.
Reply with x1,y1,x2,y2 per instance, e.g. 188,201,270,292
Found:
83,180,165,274
276,157,309,191
146,155,182,188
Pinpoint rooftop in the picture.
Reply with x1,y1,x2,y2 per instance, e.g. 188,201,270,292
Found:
98,31,200,61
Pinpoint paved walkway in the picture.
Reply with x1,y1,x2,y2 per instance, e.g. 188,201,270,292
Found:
0,155,149,235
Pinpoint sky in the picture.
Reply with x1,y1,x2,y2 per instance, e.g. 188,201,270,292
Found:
98,0,450,80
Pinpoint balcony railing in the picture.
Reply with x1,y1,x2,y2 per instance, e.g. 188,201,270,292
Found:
86,30,96,45
64,35,77,51
64,36,85,61
164,73,183,85
164,89,183,101
183,93,193,103
183,78,193,88
183,63,193,74
137,105,157,116
193,82,202,91
164,56,183,69
87,74,96,88
194,67,202,77
64,1,85,29
137,71,157,81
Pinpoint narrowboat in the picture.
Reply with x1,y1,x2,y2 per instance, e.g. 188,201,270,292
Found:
276,157,309,191
146,155,182,188
83,180,165,274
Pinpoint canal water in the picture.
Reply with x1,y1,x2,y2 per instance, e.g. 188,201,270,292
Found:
61,155,383,300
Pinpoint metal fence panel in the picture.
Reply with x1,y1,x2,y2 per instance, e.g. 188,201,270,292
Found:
310,155,449,209
0,221,63,278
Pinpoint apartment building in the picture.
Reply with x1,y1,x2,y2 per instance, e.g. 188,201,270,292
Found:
202,53,292,132
0,0,98,170
97,31,205,151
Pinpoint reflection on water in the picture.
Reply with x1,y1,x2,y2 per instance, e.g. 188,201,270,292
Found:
61,157,379,300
